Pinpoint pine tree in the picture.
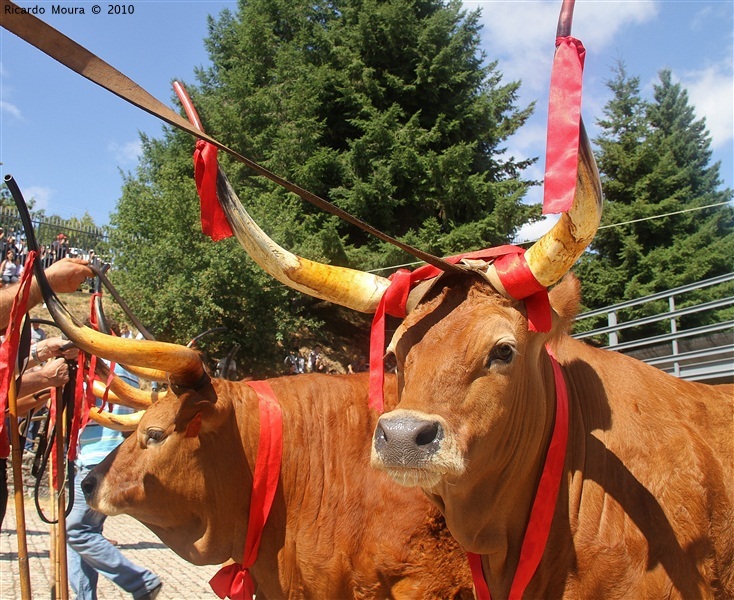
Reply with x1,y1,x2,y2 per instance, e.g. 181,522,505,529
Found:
576,63,733,332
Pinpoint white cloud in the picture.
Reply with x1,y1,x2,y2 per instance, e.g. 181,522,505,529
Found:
466,0,659,94
0,62,22,120
0,100,21,120
23,186,53,212
108,139,142,164
683,61,734,150
507,121,547,158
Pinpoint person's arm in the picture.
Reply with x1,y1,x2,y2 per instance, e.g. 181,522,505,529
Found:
0,258,93,329
17,358,70,400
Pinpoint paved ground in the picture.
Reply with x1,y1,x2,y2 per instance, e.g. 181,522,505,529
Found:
1,497,220,599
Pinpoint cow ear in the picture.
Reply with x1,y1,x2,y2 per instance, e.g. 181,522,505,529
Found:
184,412,202,438
548,274,581,336
174,386,226,436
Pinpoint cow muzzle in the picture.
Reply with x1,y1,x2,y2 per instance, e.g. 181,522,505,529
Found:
372,409,463,488
373,413,444,462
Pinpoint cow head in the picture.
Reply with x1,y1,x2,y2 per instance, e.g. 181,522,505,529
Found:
372,274,582,548
80,379,251,565
28,257,254,563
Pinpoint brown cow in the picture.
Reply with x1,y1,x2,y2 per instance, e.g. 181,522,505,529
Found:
211,113,734,596
377,274,734,599
80,372,474,599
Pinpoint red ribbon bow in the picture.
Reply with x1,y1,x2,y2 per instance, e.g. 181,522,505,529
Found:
210,563,256,600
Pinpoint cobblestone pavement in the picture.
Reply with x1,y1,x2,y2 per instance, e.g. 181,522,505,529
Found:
1,497,220,599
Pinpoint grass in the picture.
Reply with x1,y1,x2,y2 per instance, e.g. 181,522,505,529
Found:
28,290,98,333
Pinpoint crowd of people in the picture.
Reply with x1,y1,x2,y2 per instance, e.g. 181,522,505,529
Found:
0,226,99,287
284,344,329,375
284,344,370,375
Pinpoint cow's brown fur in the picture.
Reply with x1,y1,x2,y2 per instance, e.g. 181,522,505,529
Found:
376,274,734,599
86,372,473,599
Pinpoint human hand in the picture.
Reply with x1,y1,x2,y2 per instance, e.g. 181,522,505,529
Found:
35,336,79,362
44,258,94,294
37,357,70,388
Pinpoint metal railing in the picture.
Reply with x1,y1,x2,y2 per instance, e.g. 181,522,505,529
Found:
573,273,734,383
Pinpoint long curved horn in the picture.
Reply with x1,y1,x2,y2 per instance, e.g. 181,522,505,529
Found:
171,83,394,314
88,407,143,432
4,175,209,391
488,120,602,290
218,173,391,313
47,296,208,389
91,367,160,410
90,381,149,410
502,0,602,288
92,294,169,383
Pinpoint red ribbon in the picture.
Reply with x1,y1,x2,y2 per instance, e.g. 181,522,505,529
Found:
210,380,283,600
543,36,586,214
466,346,569,599
173,81,233,242
368,247,550,412
194,140,234,241
0,251,37,459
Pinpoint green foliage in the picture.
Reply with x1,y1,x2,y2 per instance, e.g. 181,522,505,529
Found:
575,62,734,335
111,0,536,373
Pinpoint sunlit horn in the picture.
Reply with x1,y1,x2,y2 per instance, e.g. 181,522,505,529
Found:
489,120,602,290
90,370,159,411
88,407,143,432
45,291,208,389
6,173,209,390
217,172,391,313
92,294,169,383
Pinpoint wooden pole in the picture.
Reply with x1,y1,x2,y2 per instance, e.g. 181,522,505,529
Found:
7,374,32,599
54,387,69,600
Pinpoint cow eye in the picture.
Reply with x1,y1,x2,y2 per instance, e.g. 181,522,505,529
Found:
487,343,515,367
145,428,166,447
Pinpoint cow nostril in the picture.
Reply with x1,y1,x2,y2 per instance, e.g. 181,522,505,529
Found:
415,421,442,448
81,473,97,500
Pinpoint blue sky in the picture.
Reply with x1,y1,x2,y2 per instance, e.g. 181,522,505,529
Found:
2,0,732,239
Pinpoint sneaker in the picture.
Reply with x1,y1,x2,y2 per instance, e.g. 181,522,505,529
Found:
136,583,163,600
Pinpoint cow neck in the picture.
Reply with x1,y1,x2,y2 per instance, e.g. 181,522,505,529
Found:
467,345,569,600
209,380,283,600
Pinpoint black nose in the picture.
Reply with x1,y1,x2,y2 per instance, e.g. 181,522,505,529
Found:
374,415,443,465
81,472,98,501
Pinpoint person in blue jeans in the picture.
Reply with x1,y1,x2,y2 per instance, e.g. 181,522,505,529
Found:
66,360,162,600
